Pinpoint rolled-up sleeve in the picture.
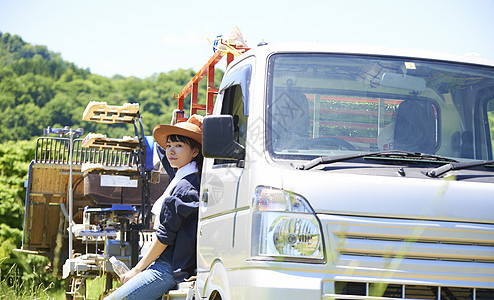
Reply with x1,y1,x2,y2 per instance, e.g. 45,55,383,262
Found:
156,189,199,246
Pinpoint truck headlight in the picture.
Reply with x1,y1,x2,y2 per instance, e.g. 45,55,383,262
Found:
252,187,324,261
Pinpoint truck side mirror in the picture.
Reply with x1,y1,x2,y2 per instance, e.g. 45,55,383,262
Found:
202,115,245,160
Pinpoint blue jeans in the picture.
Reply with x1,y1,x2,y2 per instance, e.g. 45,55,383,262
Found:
104,260,176,300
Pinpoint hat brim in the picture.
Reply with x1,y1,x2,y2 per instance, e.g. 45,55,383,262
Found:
153,124,202,150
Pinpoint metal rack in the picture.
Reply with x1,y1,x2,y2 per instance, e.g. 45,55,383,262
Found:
81,101,152,229
174,41,249,122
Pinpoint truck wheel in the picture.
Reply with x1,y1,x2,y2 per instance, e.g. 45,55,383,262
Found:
210,291,222,300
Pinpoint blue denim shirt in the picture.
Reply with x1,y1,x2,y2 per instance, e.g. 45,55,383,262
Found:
156,146,200,283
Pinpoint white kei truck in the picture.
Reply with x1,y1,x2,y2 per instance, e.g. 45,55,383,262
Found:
177,42,494,300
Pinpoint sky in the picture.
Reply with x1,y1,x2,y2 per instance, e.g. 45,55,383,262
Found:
1,0,493,79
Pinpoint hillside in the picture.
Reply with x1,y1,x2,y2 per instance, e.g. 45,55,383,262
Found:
0,32,222,141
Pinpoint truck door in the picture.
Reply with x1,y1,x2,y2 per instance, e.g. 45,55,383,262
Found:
198,64,251,284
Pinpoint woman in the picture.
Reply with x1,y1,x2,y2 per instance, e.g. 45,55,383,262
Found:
105,114,203,300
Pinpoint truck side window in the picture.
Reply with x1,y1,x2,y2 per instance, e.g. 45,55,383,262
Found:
221,84,248,147
214,84,248,165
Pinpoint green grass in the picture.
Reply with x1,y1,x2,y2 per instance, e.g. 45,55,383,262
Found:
85,276,119,299
0,265,118,300
0,263,62,299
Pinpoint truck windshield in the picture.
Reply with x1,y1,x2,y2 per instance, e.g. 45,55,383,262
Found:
266,53,494,163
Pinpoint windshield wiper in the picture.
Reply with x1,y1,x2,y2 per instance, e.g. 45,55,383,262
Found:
297,150,459,170
426,160,494,178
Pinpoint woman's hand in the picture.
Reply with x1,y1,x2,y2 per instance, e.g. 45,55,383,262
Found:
120,267,141,284
118,239,167,284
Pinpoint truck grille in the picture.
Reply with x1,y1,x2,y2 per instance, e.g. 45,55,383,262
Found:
321,215,494,298
328,281,494,299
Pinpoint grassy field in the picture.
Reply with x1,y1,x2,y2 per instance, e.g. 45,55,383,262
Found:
0,272,118,300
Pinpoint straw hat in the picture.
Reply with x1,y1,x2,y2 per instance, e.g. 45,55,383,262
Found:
153,114,203,149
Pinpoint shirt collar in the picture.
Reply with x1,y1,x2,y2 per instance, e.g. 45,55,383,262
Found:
174,161,198,181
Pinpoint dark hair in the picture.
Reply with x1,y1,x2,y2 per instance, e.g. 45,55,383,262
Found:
167,134,203,176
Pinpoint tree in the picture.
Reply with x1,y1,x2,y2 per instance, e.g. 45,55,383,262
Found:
0,140,59,293
0,140,34,267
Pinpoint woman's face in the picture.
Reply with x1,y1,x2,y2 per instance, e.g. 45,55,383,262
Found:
165,137,199,169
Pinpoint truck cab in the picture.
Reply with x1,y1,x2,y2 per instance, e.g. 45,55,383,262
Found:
198,44,494,299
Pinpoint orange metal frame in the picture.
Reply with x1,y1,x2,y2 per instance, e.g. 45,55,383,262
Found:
174,42,250,122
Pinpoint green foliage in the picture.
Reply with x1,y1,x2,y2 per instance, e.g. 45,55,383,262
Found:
0,31,224,141
0,140,35,229
0,140,36,279
0,139,62,298
0,32,88,80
